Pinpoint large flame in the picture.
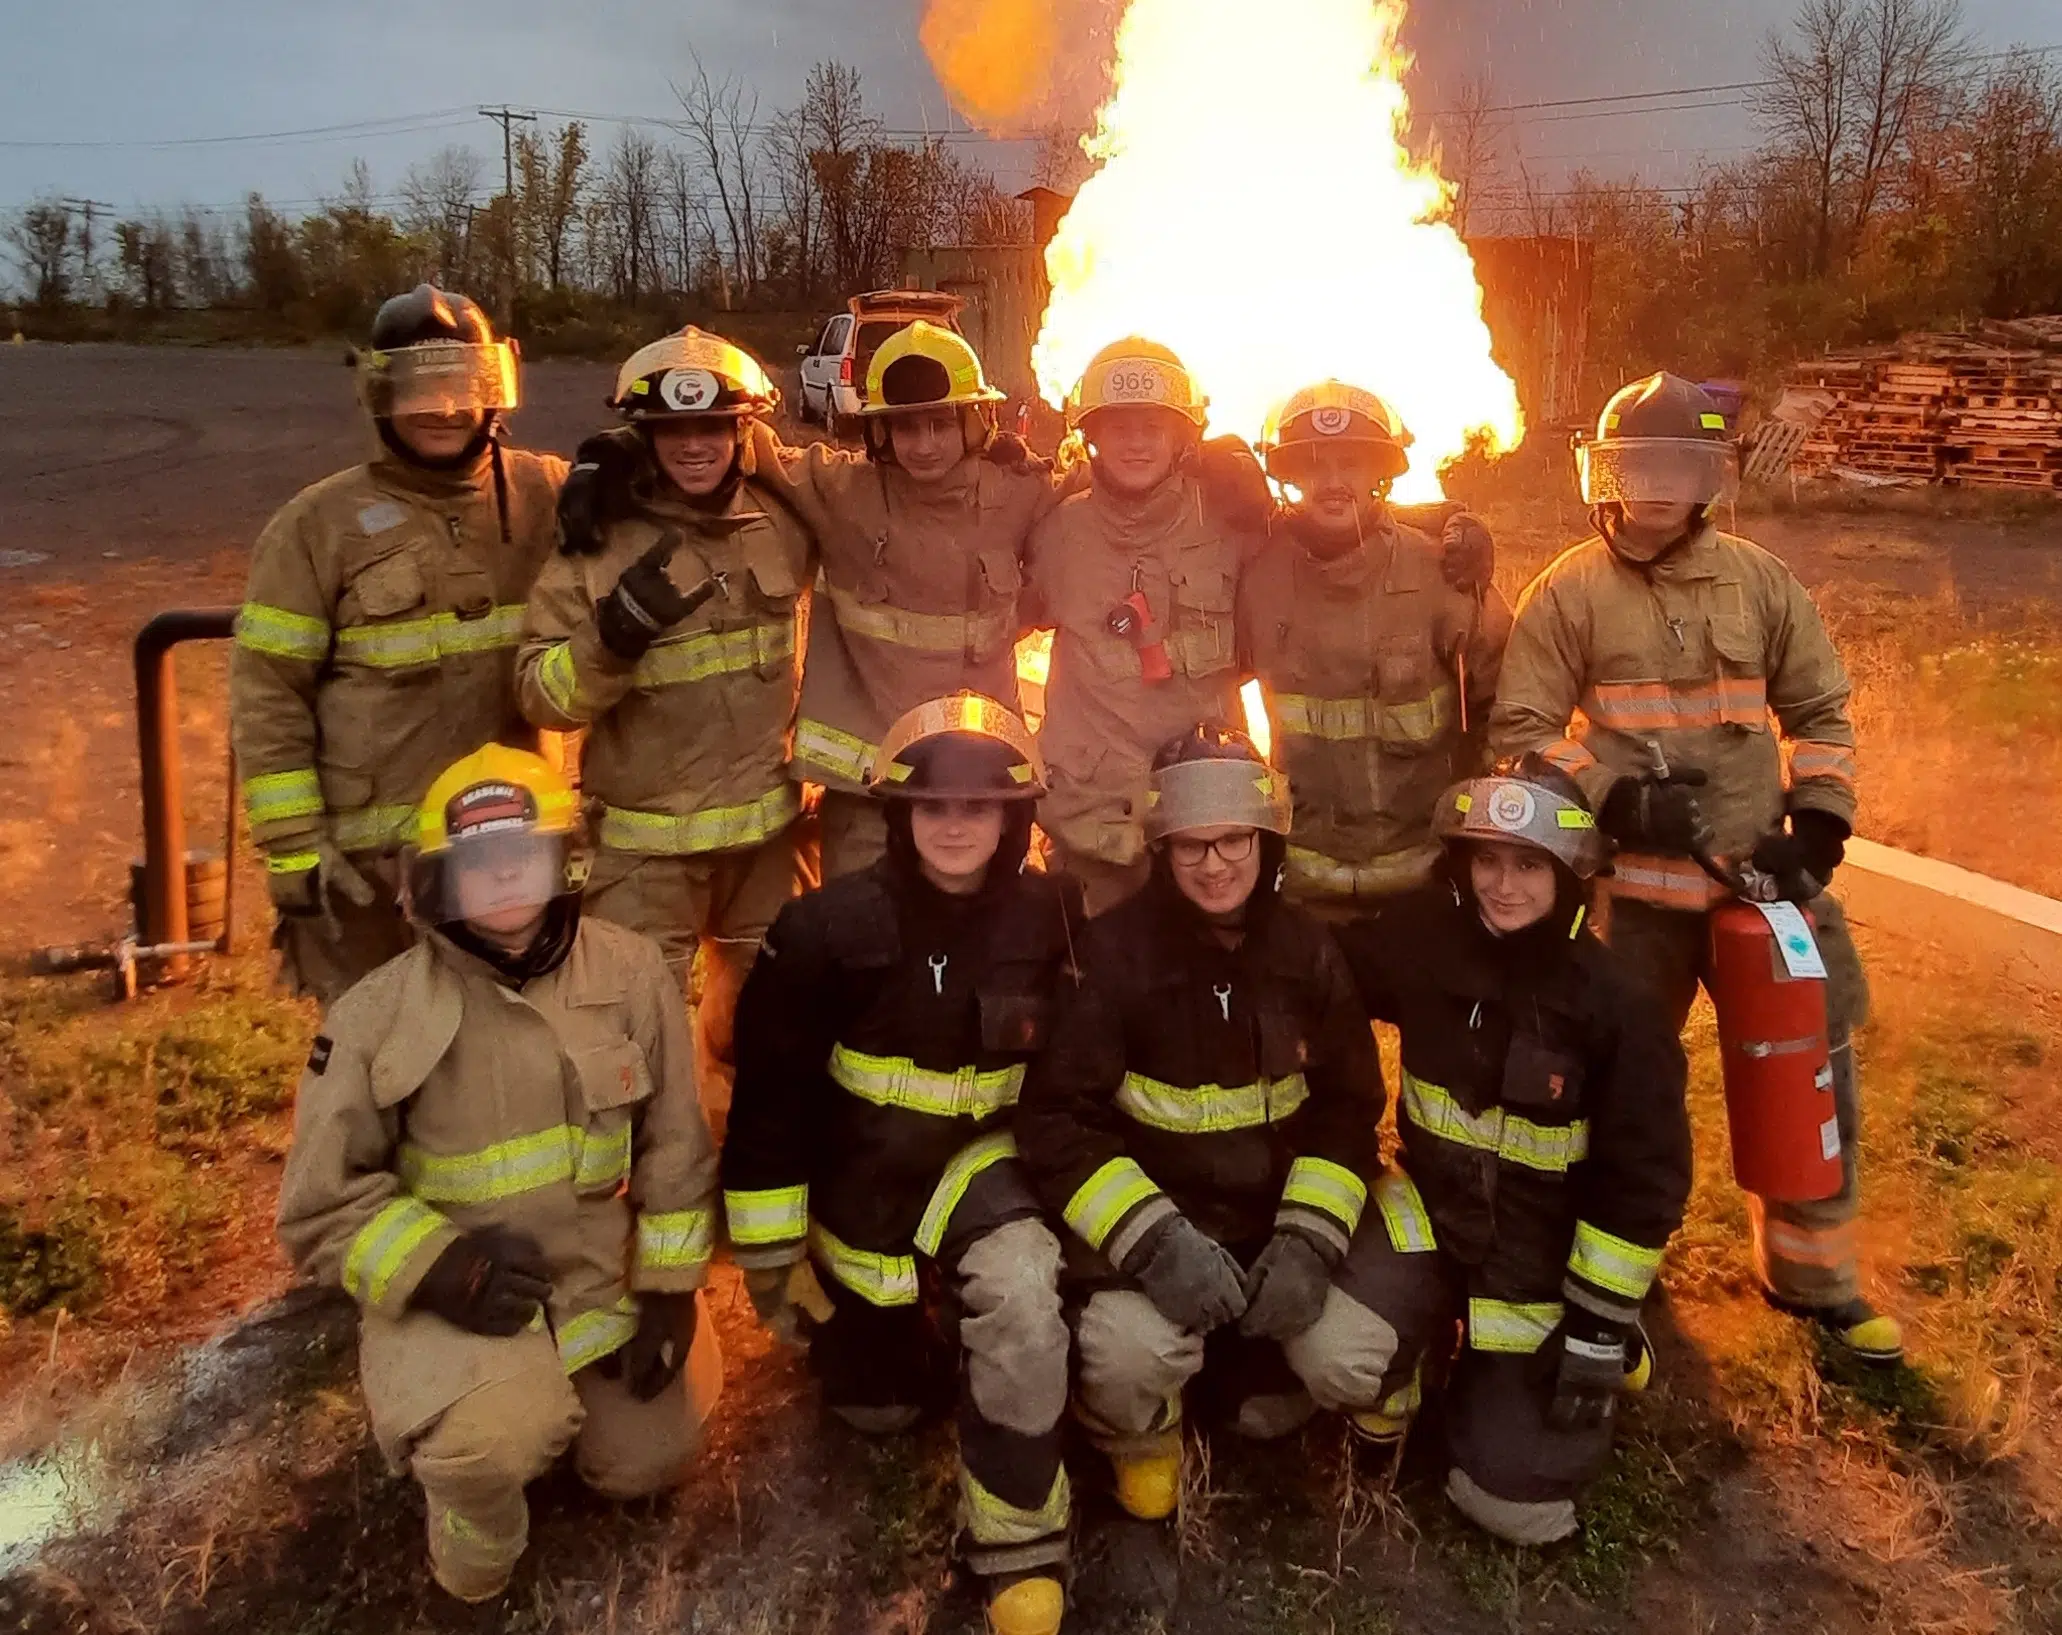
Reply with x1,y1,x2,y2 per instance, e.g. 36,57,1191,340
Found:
1014,0,1522,502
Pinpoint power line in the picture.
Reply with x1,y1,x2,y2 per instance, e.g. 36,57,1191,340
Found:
0,108,480,151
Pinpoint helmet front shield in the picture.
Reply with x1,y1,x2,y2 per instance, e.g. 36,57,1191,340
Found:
361,340,520,419
1577,436,1738,507
868,692,1047,799
1144,758,1292,843
1433,775,1607,878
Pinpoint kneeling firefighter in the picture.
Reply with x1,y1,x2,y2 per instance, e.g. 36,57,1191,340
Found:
723,695,1080,1635
1329,758,1692,1545
232,285,567,1005
276,746,722,1602
1016,726,1385,1523
1243,380,1510,916
518,327,815,1123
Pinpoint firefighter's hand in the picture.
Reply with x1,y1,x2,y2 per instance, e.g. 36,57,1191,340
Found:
1750,809,1848,901
558,430,645,556
1599,770,1712,855
1195,435,1275,533
743,1261,828,1348
1546,1312,1631,1432
597,536,721,662
1238,1229,1335,1341
1122,1214,1249,1334
409,1226,553,1336
267,840,375,917
983,431,1046,474
1440,511,1495,593
616,1291,698,1401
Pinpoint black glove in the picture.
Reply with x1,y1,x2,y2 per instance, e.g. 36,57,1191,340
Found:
408,1226,552,1337
1194,435,1275,533
1440,511,1495,593
1750,808,1848,901
1546,1309,1632,1432
558,430,646,556
596,537,723,662
1598,768,1713,855
983,431,1046,474
1238,1229,1335,1341
1121,1214,1249,1333
612,1291,698,1400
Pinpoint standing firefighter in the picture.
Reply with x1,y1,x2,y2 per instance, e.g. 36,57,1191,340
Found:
1028,339,1271,915
232,285,566,1004
723,695,1079,1635
517,327,813,1120
1489,372,1901,1364
1017,727,1386,1523
1243,380,1509,915
277,746,721,1603
1331,759,1692,1545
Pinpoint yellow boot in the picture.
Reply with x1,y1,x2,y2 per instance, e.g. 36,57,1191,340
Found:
988,1574,1065,1635
1111,1448,1181,1521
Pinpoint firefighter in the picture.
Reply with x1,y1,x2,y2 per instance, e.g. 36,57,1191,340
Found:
517,327,814,1123
276,745,722,1603
1324,757,1692,1544
1488,372,1902,1365
1243,380,1510,917
1027,339,1267,916
231,285,566,1005
1016,726,1385,1523
723,694,1078,1635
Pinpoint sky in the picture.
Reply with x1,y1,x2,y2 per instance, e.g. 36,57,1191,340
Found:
0,0,2050,223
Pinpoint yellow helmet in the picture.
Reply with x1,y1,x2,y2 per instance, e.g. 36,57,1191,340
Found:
1068,337,1208,430
612,326,779,419
860,321,1004,414
1260,380,1412,484
410,746,585,929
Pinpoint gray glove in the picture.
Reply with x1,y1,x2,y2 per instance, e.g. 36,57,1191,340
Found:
1121,1214,1249,1333
1545,1311,1630,1432
1238,1230,1334,1341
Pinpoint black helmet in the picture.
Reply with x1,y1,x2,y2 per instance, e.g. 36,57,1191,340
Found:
371,284,498,350
357,285,520,473
1576,372,1736,509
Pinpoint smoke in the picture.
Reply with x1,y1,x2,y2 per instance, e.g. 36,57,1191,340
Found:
919,0,1125,137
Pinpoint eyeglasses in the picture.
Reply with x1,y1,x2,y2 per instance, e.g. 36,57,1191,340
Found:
1167,829,1258,868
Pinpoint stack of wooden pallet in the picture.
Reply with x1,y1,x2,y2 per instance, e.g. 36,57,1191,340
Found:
1787,323,2062,492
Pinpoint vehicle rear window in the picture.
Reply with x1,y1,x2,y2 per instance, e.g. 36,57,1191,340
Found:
852,319,943,399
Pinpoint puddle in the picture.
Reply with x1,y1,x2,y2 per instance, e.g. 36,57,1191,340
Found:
0,1441,106,1574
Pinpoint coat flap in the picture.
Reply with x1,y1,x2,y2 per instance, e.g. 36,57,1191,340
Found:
367,950,464,1109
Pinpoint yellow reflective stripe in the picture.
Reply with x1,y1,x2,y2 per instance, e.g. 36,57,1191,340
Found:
914,1132,1017,1258
267,848,320,876
331,803,418,853
1272,687,1455,743
235,602,330,662
558,1297,640,1374
1280,1156,1368,1234
1286,844,1439,899
827,583,1012,655
334,603,526,668
792,717,877,783
963,1465,1071,1548
243,768,323,825
809,1221,919,1307
537,641,581,714
598,785,800,855
1401,1071,1589,1173
342,1196,448,1306
1585,676,1767,732
1789,739,1858,790
575,1121,633,1192
1605,851,1730,910
1569,1221,1664,1301
634,621,794,687
828,1045,1026,1121
1374,1171,1438,1254
1115,1071,1309,1134
725,1185,808,1246
637,1208,714,1273
1062,1157,1163,1251
1468,1297,1562,1355
397,1122,632,1207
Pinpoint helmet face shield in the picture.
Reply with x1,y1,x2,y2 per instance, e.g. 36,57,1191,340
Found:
361,341,520,419
1578,436,1738,507
425,830,573,927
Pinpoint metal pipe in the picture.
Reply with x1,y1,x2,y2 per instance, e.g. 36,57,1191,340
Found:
134,609,236,976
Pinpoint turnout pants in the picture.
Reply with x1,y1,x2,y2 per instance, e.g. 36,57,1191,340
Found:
1047,844,1150,920
1604,891,1869,1308
361,1298,723,1600
807,1147,1072,1580
274,852,412,1008
818,789,889,881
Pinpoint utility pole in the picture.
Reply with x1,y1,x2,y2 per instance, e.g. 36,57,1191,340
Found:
60,197,114,301
478,106,537,328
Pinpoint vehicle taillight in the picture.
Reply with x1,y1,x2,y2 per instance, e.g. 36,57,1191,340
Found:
839,357,854,387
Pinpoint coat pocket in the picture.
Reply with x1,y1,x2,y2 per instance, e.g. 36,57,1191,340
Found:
348,551,429,621
1499,1034,1585,1116
570,1040,651,1196
1168,562,1236,677
978,991,1051,1054
1375,637,1442,752
1710,617,1771,730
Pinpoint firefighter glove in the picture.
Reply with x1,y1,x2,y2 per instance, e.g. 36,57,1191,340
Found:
409,1225,553,1336
1238,1229,1335,1341
558,430,644,556
1546,1309,1630,1433
597,537,722,662
983,431,1045,474
1750,808,1848,901
1598,769,1713,856
613,1291,698,1400
1440,511,1496,593
1195,435,1275,533
743,1261,830,1348
268,839,376,919
1122,1214,1250,1334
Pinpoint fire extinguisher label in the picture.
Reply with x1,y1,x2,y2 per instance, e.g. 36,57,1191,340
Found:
1815,1063,1834,1090
1754,902,1829,980
1819,1115,1843,1162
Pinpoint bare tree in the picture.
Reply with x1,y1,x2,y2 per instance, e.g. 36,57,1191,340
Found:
799,62,883,292
1437,73,1506,238
1959,51,2062,315
400,145,485,285
114,216,178,311
176,207,236,305
764,102,822,297
598,129,663,304
516,122,589,292
675,50,764,298
1030,125,1093,193
5,200,73,306
1845,0,1968,243
1753,0,1864,276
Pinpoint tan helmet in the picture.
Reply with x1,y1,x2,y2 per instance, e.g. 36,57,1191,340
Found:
860,321,1005,414
1260,380,1412,485
1143,724,1292,843
1432,754,1607,879
611,326,779,420
867,692,1047,800
1068,337,1209,431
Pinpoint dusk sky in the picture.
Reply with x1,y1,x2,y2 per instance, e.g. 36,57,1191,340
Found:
0,0,2050,221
